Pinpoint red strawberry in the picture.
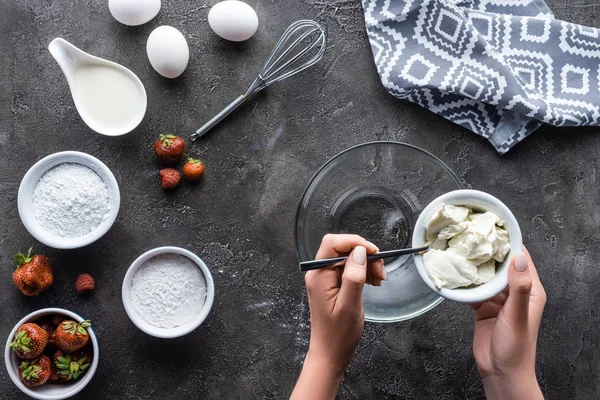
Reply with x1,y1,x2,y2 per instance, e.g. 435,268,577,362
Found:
75,273,95,294
51,314,65,328
77,346,94,366
55,320,91,352
154,134,185,165
39,322,56,346
159,168,181,189
12,248,53,296
182,158,205,181
49,366,60,382
19,355,51,387
53,350,91,382
9,323,49,359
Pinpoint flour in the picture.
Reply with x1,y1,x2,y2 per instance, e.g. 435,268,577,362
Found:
131,254,207,328
32,163,111,238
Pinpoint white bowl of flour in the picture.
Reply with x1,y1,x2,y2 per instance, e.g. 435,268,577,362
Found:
122,246,215,338
18,151,120,249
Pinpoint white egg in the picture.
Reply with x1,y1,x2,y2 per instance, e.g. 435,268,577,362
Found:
208,1,259,42
146,26,190,79
108,0,161,26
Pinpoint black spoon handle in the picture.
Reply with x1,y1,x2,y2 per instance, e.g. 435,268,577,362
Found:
299,246,430,272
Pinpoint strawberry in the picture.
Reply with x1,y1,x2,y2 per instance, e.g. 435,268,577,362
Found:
49,365,60,382
159,168,181,189
9,323,49,359
53,350,91,382
77,346,94,365
12,248,53,296
55,320,91,352
51,314,65,328
182,158,205,181
154,134,185,165
39,322,56,346
75,273,95,294
19,355,51,387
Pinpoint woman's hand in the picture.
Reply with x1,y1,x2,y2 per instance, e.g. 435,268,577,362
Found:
291,234,386,400
306,234,385,370
470,246,546,400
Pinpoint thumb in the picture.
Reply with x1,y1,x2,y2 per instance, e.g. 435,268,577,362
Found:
504,252,533,330
337,246,367,310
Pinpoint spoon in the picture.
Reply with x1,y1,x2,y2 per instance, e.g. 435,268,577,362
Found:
299,246,430,272
48,38,147,136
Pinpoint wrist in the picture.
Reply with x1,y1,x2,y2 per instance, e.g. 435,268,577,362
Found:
305,348,348,379
482,373,542,400
291,350,346,400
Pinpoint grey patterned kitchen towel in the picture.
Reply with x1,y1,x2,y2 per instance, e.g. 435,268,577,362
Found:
362,0,600,153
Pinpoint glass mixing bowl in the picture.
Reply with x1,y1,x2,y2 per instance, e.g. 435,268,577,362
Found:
295,141,463,322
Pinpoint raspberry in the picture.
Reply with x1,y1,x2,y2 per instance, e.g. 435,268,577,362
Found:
75,273,95,294
159,168,181,189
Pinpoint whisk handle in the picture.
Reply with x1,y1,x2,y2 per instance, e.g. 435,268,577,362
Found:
190,95,247,141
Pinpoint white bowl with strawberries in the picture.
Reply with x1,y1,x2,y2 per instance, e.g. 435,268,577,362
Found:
4,308,99,400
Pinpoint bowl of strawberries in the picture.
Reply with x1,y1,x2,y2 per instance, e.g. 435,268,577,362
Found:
4,308,98,400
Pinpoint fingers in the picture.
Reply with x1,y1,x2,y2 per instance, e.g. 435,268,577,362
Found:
305,268,340,310
522,246,542,287
366,260,386,286
316,234,378,259
522,246,546,327
307,234,377,301
503,252,533,331
366,261,378,286
470,287,508,311
522,246,546,301
377,262,387,281
470,287,509,321
337,246,368,310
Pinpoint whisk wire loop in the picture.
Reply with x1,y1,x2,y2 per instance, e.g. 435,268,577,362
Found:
190,19,326,141
261,24,321,79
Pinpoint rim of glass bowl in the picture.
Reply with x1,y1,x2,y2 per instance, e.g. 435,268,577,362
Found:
294,141,463,323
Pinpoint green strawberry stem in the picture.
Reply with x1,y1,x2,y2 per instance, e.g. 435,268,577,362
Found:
56,355,90,380
61,319,91,335
9,330,31,353
159,134,175,146
13,248,33,268
20,360,42,379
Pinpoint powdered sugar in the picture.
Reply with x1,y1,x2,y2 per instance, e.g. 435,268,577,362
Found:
131,254,207,328
32,163,111,238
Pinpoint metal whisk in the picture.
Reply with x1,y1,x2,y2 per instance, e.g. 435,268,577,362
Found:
190,20,326,141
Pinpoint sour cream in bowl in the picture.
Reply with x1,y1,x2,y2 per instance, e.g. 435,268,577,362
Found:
412,190,523,303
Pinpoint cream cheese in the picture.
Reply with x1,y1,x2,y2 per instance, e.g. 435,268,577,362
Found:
423,205,510,289
425,204,470,242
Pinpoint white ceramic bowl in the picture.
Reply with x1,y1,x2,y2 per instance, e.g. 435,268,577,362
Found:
18,151,120,249
412,189,523,303
5,308,99,400
122,246,215,338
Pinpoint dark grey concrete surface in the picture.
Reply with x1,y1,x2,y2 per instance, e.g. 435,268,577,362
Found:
1,0,600,399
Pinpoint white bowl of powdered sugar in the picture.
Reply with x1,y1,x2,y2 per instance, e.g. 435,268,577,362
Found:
122,246,215,338
18,151,120,249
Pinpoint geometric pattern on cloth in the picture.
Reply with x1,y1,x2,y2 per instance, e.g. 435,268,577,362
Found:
362,0,600,153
